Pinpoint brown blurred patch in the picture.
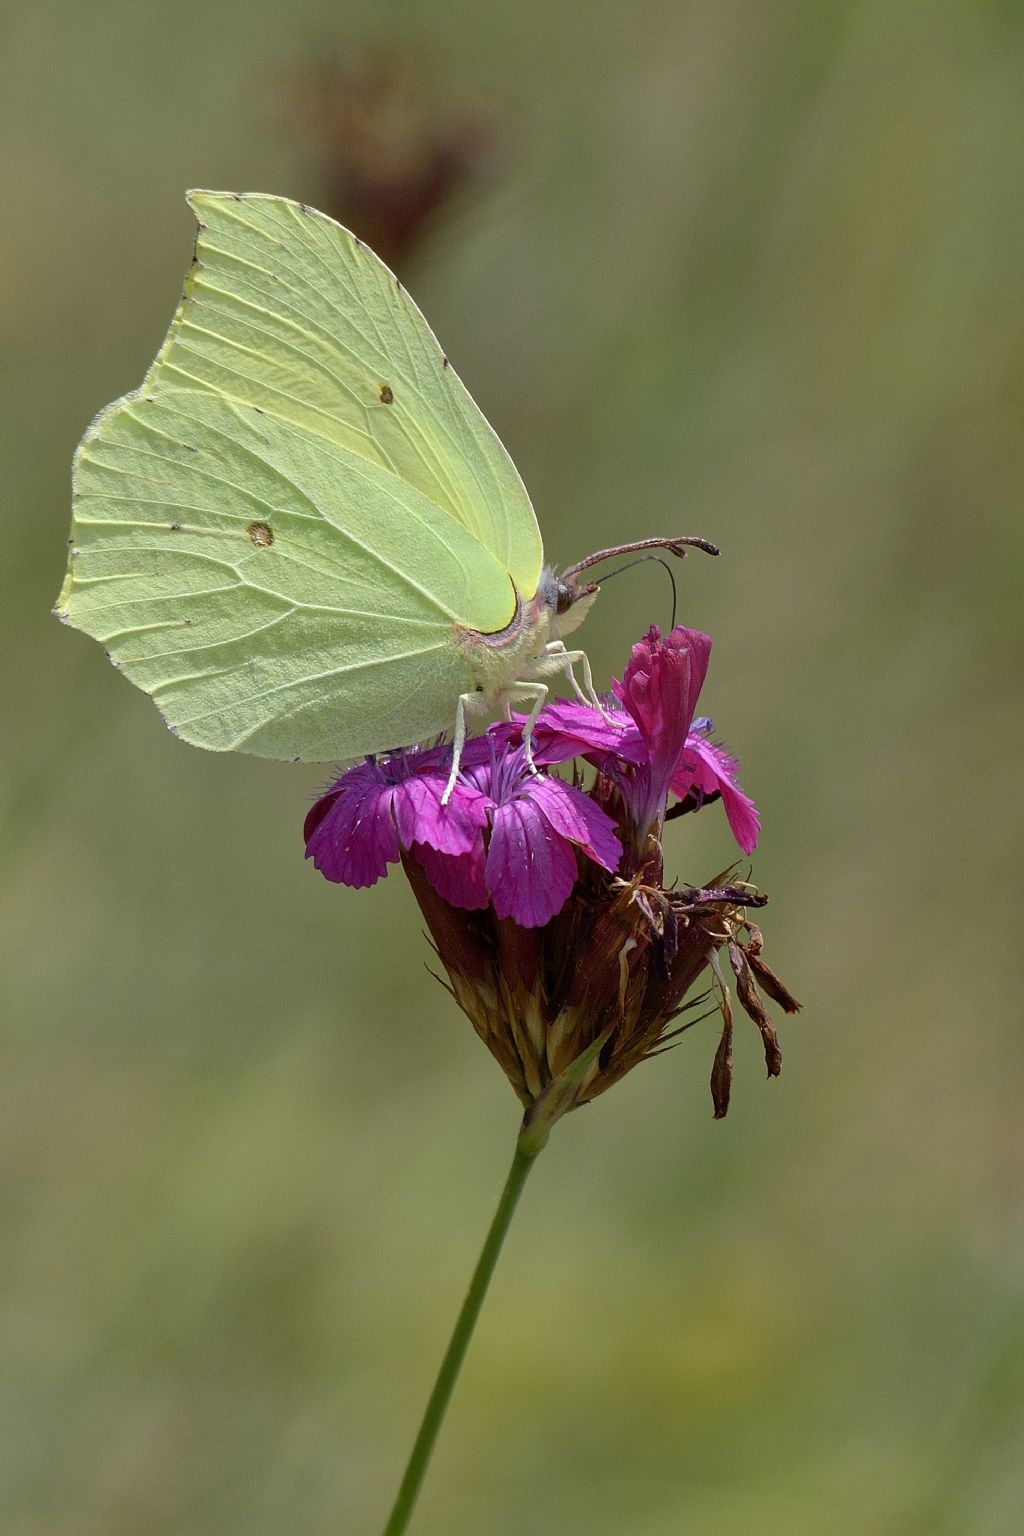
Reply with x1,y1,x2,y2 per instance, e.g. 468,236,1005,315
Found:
287,47,497,272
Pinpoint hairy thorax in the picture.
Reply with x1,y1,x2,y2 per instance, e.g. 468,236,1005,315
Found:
453,570,560,705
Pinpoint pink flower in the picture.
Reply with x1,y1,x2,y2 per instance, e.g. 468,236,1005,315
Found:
612,624,711,841
303,749,488,888
521,625,759,853
305,622,793,1120
305,742,620,929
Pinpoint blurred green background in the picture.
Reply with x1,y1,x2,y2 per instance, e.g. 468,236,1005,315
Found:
3,2,1023,1532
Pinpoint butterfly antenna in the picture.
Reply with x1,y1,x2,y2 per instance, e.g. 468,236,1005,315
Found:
594,554,679,629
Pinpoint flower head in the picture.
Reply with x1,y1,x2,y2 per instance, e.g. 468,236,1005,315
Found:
306,622,797,1133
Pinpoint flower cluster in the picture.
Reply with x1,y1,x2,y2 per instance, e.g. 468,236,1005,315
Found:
306,625,798,1134
305,736,621,928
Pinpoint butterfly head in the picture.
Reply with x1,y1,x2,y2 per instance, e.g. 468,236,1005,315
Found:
549,569,601,639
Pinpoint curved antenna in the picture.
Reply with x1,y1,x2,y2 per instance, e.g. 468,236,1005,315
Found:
594,553,679,629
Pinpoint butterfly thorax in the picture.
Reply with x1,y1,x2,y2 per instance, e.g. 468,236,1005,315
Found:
452,571,559,705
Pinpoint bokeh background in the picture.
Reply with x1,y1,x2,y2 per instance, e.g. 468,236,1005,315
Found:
3,2,1023,1532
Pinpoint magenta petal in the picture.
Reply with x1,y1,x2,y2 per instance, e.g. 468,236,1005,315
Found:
391,774,489,856
615,625,711,766
305,750,491,891
672,733,760,854
610,625,712,836
527,774,622,872
304,766,402,887
529,700,642,767
486,798,580,927
303,786,341,846
415,843,490,910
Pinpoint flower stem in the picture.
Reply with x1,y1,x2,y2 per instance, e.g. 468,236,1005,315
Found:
380,1126,542,1535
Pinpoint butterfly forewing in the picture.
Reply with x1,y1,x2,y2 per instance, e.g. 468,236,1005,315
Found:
145,192,543,604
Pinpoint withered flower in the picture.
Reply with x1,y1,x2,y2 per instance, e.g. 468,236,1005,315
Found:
288,49,495,272
306,623,798,1142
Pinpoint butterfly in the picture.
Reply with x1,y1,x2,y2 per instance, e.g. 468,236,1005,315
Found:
56,192,714,797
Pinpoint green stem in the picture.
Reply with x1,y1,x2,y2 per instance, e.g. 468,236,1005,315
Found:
380,1126,542,1536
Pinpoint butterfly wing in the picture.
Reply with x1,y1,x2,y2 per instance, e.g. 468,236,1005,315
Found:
146,191,542,598
59,389,520,760
58,192,547,759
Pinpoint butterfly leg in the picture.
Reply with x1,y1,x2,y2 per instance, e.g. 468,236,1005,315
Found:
542,641,598,708
507,682,549,776
537,642,624,730
442,691,474,805
443,679,550,804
